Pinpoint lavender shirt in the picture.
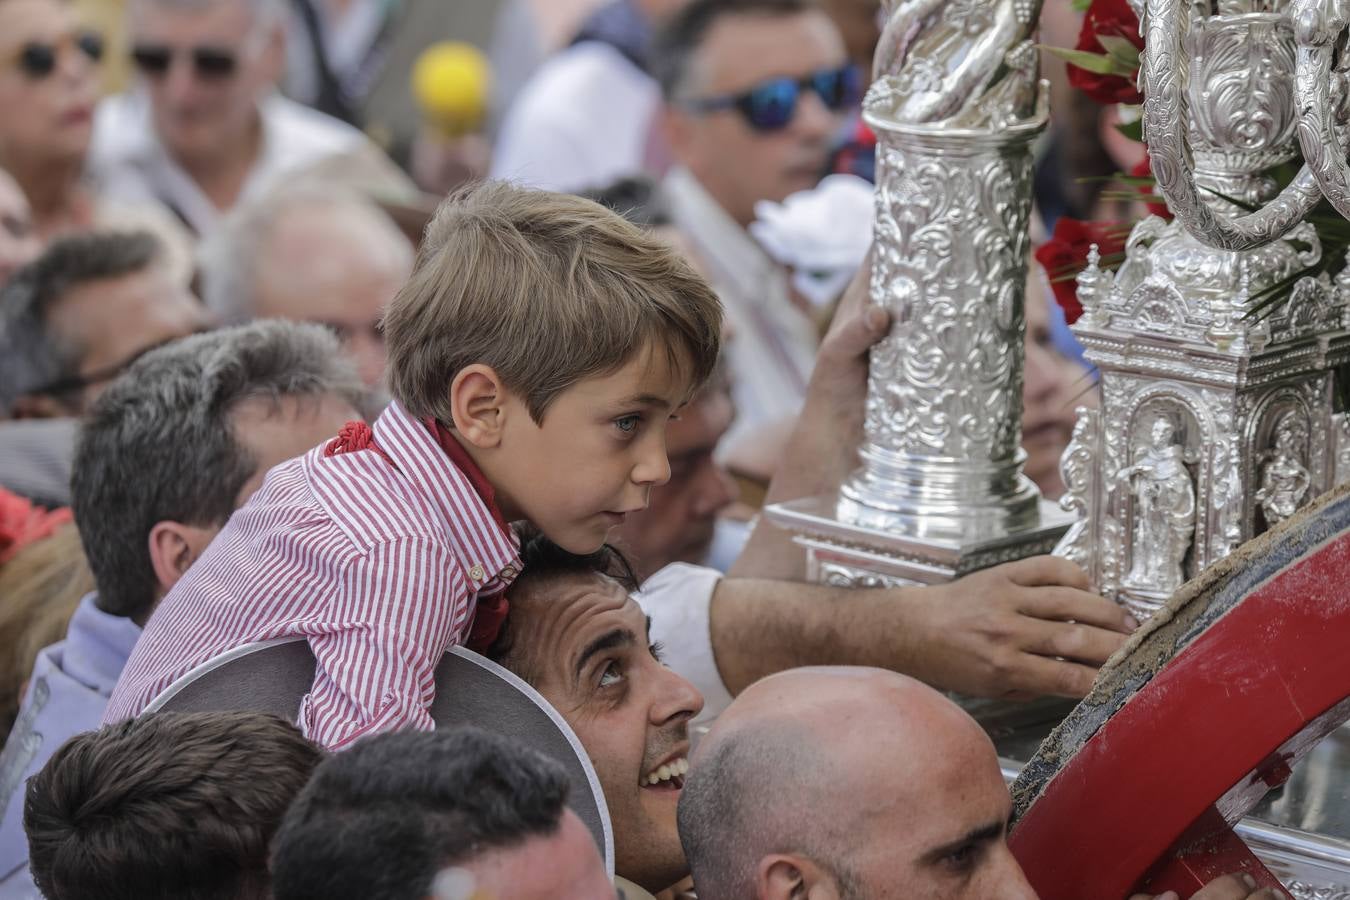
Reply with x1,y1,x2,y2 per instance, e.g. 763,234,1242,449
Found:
0,594,141,898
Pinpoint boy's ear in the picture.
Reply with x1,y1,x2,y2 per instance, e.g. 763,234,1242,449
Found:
450,364,510,448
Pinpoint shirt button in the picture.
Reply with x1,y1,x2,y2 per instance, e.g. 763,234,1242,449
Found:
468,564,486,583
501,565,518,579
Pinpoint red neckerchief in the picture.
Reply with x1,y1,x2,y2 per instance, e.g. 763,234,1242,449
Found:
323,418,513,651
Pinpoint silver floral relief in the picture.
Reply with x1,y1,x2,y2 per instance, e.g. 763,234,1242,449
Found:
1285,882,1350,900
863,146,1031,462
1335,413,1350,484
1053,408,1101,572
1292,0,1350,219
817,562,913,590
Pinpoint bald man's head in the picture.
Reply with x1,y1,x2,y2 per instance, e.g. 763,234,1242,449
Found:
679,667,1038,900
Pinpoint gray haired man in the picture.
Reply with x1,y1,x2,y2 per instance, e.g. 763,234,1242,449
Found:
0,321,369,897
87,0,378,237
199,182,414,387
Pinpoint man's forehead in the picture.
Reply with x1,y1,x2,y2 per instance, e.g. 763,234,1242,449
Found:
517,574,642,642
695,9,844,92
129,0,256,38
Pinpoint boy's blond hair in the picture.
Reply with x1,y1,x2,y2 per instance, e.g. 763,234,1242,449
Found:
385,181,723,423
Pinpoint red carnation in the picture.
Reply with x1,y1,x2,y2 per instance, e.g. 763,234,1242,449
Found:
1034,217,1130,325
0,488,73,565
1068,0,1145,105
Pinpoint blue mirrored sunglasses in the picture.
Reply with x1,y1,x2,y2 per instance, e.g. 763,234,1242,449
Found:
681,65,862,132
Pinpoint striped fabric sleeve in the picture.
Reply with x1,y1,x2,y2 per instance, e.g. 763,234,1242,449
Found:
300,536,471,750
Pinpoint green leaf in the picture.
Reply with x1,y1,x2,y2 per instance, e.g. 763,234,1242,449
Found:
1114,118,1144,142
1096,35,1142,68
1071,0,1092,10
1041,46,1133,75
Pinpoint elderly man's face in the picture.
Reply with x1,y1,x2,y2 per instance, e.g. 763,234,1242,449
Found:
253,204,413,388
614,386,737,577
128,0,282,166
665,10,848,227
515,574,704,893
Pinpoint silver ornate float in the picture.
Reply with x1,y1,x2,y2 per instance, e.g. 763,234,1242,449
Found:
1054,0,1350,620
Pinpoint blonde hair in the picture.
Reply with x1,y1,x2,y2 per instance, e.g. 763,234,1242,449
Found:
0,524,94,734
384,181,723,423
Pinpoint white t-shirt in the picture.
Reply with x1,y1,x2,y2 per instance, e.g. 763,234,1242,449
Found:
634,562,734,725
491,41,659,193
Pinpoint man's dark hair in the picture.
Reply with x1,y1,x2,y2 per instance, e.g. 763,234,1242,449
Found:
579,176,672,228
486,533,640,686
651,0,816,101
270,726,573,900
23,711,322,900
71,320,370,620
0,230,163,413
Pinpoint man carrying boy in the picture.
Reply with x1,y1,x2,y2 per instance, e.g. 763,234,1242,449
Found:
104,181,723,749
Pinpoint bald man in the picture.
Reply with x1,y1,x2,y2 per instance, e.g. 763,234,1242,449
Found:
678,667,1285,900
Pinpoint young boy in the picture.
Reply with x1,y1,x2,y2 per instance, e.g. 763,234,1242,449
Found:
103,182,723,749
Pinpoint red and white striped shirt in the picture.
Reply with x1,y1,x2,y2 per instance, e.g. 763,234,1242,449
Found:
103,401,522,749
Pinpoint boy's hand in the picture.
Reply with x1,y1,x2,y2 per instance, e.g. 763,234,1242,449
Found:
1129,872,1288,900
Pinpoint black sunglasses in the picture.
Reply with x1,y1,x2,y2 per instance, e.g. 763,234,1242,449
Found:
131,43,239,79
680,64,861,132
12,31,103,79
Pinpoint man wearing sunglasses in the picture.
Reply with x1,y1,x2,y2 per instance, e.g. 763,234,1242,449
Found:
87,0,377,238
653,0,856,457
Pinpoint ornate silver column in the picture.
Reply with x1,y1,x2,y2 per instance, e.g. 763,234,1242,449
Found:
766,0,1073,587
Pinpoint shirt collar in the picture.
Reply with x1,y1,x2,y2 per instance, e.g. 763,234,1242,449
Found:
62,593,143,695
372,401,521,587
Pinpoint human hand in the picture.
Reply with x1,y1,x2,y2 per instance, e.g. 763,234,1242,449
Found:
802,247,888,442
1129,872,1288,899
902,555,1138,699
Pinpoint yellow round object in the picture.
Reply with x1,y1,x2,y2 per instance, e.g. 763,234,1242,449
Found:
411,41,490,134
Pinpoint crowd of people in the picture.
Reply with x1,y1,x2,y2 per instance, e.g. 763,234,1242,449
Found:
0,0,1286,898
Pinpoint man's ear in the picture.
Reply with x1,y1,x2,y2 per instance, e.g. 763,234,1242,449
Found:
450,364,510,449
756,855,842,900
147,521,218,598
10,393,75,420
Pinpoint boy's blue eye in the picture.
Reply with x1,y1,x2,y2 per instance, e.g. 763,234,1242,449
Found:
615,415,641,434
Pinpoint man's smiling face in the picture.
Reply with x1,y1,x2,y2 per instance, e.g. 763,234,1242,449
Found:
493,570,704,893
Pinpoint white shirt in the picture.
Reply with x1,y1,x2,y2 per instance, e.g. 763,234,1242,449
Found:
490,41,658,192
88,91,371,237
634,562,733,725
662,166,819,445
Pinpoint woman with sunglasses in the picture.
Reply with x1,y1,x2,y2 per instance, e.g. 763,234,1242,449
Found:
0,0,191,275
0,0,104,241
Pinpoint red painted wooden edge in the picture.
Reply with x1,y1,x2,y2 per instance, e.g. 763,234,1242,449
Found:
1009,530,1350,899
